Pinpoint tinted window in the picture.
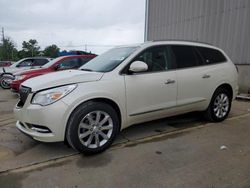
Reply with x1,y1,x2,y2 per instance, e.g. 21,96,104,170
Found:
196,47,227,64
33,59,48,66
133,46,172,72
171,45,202,69
79,57,94,66
17,59,33,67
42,57,64,68
58,58,79,70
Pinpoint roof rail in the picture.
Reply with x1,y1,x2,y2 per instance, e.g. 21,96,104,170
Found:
151,39,213,45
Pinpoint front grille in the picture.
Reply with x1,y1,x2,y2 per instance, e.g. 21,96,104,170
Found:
17,86,31,107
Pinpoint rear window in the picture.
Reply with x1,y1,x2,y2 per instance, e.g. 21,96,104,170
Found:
170,45,203,69
196,47,227,64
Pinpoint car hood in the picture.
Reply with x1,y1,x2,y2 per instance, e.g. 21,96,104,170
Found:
0,67,18,74
22,70,104,92
0,66,41,75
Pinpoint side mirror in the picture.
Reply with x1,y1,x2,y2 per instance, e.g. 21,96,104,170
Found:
129,61,148,73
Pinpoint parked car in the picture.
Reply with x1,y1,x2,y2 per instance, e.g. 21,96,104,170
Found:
0,57,52,89
14,41,238,154
10,55,96,92
0,61,12,67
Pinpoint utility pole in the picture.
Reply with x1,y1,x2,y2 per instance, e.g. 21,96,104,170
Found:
1,27,5,60
1,27,5,42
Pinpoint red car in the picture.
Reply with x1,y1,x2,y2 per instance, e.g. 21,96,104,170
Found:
10,55,96,92
0,61,12,67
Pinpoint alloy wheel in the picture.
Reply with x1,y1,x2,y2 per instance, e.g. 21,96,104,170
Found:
78,111,113,149
213,93,229,118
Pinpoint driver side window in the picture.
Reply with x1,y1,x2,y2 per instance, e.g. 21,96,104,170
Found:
57,58,79,70
17,59,33,67
133,46,170,72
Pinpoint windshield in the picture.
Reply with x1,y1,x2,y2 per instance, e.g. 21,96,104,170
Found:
42,57,64,68
80,46,138,72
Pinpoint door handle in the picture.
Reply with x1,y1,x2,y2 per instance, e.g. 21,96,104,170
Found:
165,79,176,84
202,74,211,79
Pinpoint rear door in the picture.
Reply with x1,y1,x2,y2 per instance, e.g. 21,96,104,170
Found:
170,45,210,111
195,46,229,100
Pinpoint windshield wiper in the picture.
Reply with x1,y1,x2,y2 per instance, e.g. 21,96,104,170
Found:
81,68,93,72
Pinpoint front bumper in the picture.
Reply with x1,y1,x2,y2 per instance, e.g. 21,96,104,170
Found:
16,121,55,142
14,95,69,142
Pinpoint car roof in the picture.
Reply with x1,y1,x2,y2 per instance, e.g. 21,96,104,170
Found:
59,55,96,58
114,40,221,51
141,40,221,50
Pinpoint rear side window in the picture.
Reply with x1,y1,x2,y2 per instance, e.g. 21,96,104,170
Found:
33,59,49,66
196,47,227,64
170,45,203,69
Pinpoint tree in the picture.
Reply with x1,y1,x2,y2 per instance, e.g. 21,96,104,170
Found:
43,44,60,58
21,39,41,57
0,37,18,61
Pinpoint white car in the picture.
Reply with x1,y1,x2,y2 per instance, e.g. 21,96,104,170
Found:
14,41,238,154
0,57,52,74
0,57,52,89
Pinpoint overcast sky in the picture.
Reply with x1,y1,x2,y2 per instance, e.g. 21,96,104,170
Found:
0,0,146,54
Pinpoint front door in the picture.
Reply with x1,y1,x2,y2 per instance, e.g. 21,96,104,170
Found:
124,45,177,123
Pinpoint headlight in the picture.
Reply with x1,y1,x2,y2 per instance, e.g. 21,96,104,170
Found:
15,75,26,80
31,84,77,106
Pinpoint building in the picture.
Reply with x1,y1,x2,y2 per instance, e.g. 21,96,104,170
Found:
145,0,250,93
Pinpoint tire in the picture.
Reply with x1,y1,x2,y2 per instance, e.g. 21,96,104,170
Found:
66,101,120,154
0,75,13,89
204,87,232,122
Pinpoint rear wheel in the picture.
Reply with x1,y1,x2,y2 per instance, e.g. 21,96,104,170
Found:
66,101,120,154
204,88,232,122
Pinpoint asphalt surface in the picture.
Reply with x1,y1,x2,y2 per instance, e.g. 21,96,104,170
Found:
0,88,250,188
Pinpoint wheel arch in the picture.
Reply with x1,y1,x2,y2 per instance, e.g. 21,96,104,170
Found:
64,97,122,141
214,83,233,100
0,72,13,77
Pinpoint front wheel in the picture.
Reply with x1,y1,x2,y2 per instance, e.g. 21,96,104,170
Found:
0,75,14,89
204,88,232,122
66,101,120,154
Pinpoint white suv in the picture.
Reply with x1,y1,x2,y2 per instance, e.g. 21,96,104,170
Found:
14,41,238,154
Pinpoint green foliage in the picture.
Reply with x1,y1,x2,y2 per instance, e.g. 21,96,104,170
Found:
0,38,61,60
0,37,90,61
0,37,18,61
43,44,60,58
21,39,41,57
